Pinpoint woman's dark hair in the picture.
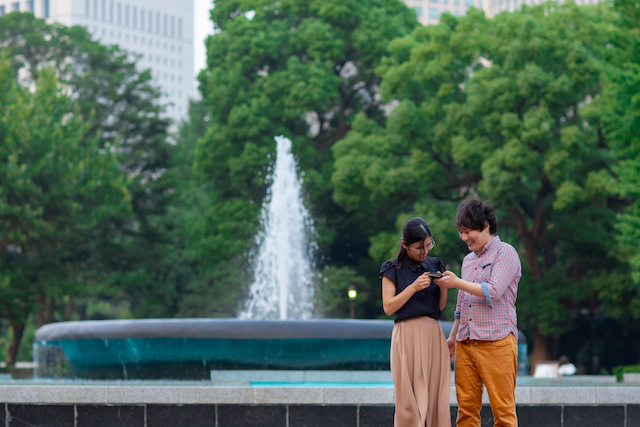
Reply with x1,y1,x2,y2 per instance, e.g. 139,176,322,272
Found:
395,217,432,268
454,198,497,234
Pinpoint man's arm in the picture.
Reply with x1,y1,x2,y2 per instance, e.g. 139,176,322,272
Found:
436,272,483,297
435,246,521,308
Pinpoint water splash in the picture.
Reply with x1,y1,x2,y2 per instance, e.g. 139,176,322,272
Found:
239,136,317,320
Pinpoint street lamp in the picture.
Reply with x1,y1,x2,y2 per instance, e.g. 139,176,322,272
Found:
347,284,357,319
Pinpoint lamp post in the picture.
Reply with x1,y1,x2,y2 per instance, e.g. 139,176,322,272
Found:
347,284,357,319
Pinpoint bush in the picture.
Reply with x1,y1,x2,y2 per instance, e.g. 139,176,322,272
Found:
612,365,640,382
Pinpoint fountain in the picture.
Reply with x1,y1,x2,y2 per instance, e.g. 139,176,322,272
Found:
32,135,397,380
239,135,316,320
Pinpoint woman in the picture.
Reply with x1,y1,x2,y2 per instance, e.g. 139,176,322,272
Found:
380,217,451,427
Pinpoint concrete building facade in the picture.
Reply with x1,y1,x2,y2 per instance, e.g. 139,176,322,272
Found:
404,0,493,25
492,0,600,14
0,0,194,123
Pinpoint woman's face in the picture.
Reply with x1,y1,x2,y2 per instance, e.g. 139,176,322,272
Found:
402,237,435,262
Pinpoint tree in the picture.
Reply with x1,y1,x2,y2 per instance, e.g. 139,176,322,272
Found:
332,3,638,371
0,13,176,324
0,55,131,364
194,0,418,317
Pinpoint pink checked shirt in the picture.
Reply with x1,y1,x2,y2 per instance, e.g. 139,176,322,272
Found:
454,235,521,342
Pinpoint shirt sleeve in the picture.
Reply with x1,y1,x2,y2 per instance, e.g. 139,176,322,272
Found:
434,257,445,273
481,244,521,307
379,260,397,283
454,290,462,319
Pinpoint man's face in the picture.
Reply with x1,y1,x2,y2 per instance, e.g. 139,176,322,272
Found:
458,223,492,252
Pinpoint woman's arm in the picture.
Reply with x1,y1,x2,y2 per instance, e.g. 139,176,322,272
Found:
438,286,447,310
381,274,432,316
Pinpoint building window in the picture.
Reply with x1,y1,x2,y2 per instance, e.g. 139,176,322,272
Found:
455,0,460,5
125,4,129,27
163,14,168,36
429,7,439,18
132,6,137,29
479,0,483,8
177,17,183,39
156,12,160,34
413,6,422,17
85,0,89,16
43,0,49,18
117,2,121,25
454,10,460,15
465,0,473,6
443,0,448,4
178,45,182,53
109,1,114,22
27,0,34,13
148,10,153,32
101,0,106,21
0,5,5,16
170,16,175,38
140,8,145,29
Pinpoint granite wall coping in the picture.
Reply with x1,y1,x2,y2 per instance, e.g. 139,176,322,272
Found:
1,385,640,405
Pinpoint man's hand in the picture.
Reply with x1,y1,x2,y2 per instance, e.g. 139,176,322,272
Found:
433,270,459,289
446,337,456,362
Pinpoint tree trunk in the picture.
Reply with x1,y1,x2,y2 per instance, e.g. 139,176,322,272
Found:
65,296,74,321
6,322,25,367
531,326,552,374
35,293,54,327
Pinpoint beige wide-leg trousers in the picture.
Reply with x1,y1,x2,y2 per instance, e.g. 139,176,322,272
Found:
391,316,451,427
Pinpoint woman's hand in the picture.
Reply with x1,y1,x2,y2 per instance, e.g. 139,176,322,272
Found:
410,273,432,292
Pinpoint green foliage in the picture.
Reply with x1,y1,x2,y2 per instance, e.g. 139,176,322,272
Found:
0,13,174,360
0,54,132,361
613,364,640,382
331,2,640,370
314,266,370,318
195,0,418,315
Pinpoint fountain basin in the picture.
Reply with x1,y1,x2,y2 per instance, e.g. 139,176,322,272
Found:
34,319,396,380
34,318,528,380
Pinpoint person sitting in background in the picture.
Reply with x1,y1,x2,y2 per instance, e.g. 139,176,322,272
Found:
558,355,577,376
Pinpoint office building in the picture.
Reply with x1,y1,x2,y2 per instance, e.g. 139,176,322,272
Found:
493,0,600,14
404,0,493,25
0,0,194,123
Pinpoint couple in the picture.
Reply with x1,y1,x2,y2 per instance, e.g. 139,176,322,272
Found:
380,198,522,427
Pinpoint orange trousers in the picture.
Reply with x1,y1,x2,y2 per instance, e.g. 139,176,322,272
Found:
454,334,517,427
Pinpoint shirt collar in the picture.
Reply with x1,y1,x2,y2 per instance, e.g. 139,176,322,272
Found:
476,235,500,255
402,254,427,272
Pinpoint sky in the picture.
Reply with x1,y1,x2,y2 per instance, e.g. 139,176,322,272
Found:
193,0,215,96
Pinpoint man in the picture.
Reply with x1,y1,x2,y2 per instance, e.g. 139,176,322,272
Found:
435,198,522,427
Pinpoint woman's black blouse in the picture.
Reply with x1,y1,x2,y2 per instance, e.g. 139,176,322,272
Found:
379,255,446,322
